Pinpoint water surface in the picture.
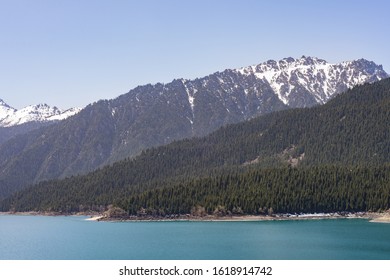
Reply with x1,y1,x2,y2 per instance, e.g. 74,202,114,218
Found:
0,215,389,259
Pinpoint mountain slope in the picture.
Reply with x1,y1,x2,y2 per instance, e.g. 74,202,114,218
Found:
0,56,387,198
2,78,389,212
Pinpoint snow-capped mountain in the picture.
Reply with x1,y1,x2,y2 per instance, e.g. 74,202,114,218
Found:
236,56,388,107
0,101,81,127
127,56,386,138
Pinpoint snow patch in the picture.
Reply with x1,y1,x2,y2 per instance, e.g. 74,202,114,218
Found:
183,81,195,113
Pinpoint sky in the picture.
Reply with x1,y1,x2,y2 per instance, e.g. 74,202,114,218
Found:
0,0,389,109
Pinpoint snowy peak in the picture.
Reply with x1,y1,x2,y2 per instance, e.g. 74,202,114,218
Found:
338,59,387,84
0,100,81,127
236,56,389,107
47,107,82,121
238,56,328,76
17,104,61,120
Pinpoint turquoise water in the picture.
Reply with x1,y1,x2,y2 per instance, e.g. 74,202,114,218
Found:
0,215,389,260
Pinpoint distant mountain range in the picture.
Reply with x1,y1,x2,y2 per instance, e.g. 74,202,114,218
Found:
0,100,80,145
0,100,80,127
0,56,388,199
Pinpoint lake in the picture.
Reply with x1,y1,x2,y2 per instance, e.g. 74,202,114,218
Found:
0,215,389,260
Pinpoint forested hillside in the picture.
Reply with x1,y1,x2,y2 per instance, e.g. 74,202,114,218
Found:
1,78,389,214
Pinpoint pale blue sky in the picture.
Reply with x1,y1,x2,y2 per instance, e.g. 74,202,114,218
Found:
1,0,389,109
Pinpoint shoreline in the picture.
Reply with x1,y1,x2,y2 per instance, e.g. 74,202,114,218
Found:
368,213,390,223
2,211,390,223
87,211,389,223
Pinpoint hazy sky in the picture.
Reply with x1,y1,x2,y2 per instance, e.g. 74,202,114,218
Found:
1,0,389,109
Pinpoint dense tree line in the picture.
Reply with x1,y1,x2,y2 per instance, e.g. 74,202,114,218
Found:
2,165,389,215
121,165,390,216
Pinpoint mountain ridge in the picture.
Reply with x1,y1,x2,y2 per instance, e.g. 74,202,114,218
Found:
0,56,388,198
236,56,387,106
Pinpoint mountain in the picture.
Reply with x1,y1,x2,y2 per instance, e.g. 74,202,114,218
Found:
0,56,388,199
237,56,387,107
0,100,81,127
0,99,81,144
2,78,389,213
